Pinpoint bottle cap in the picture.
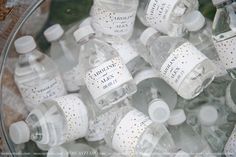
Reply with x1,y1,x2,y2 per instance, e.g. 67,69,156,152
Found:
44,24,64,42
134,68,159,85
9,121,30,144
14,36,37,54
79,17,92,28
198,105,218,126
140,27,159,46
168,109,186,126
47,146,69,157
183,11,206,32
212,0,229,6
73,25,95,43
175,150,190,157
148,99,170,123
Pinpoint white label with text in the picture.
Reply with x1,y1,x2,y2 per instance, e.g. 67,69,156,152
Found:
91,6,136,35
146,0,178,33
160,42,207,91
85,57,133,99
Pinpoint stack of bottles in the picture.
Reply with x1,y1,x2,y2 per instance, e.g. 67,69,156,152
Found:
8,0,236,156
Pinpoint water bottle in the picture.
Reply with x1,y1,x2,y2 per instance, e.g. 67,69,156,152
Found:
90,0,139,40
104,105,180,157
137,0,199,37
212,0,236,79
14,36,66,110
47,143,97,157
9,94,89,146
167,109,213,156
140,27,216,99
198,105,226,152
44,24,82,93
131,68,177,123
73,25,137,110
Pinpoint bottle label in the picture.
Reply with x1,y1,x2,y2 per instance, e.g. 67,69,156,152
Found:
224,126,236,156
112,110,152,156
146,0,179,34
91,6,136,35
213,36,236,69
53,94,88,142
18,75,66,110
85,57,133,100
62,65,83,92
160,42,207,91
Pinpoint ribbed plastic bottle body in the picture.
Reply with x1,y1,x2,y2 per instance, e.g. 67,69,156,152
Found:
14,49,66,110
49,36,82,92
26,102,67,146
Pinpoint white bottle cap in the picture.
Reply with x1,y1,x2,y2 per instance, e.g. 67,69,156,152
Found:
183,11,206,32
47,146,69,157
148,99,170,123
79,17,92,28
14,36,37,54
168,109,186,126
44,24,64,42
73,25,95,43
140,27,159,46
198,105,218,126
175,150,190,157
134,68,159,85
212,0,229,6
9,121,30,144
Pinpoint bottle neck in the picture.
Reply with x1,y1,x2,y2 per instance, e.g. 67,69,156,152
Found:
147,86,161,104
77,33,96,46
215,0,233,8
19,49,44,66
146,33,160,49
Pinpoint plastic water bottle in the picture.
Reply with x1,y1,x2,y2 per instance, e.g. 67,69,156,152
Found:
104,105,181,157
9,94,89,146
140,27,216,99
90,0,139,40
47,143,97,157
14,36,66,110
137,0,199,37
212,0,236,79
73,25,137,110
198,105,226,152
44,24,82,93
167,109,213,156
131,68,177,123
